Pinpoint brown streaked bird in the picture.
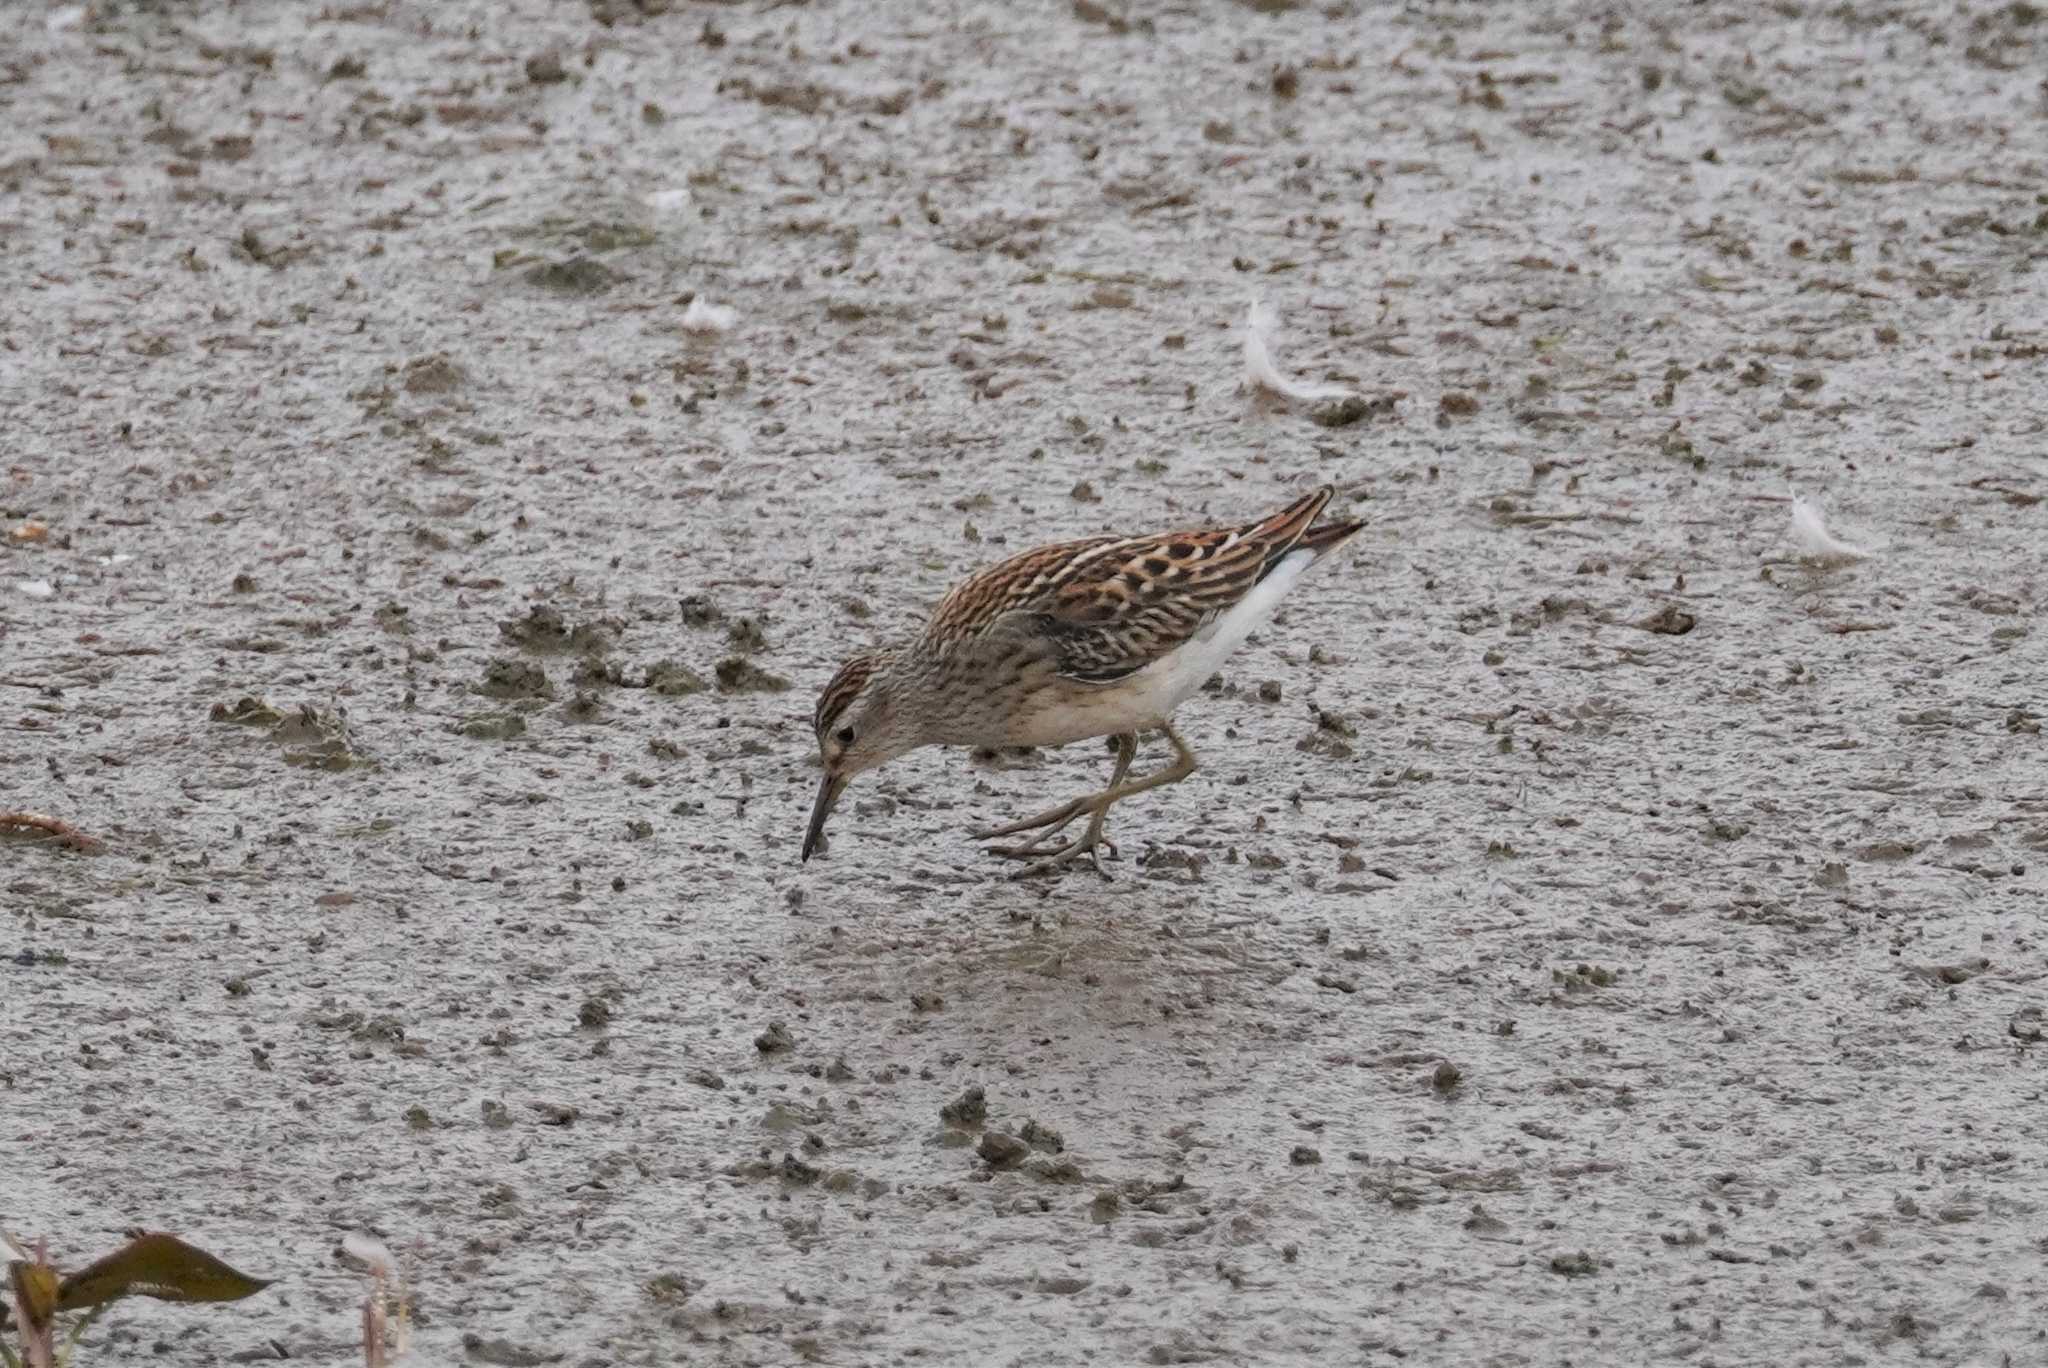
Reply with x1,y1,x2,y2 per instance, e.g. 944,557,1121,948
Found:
803,484,1365,877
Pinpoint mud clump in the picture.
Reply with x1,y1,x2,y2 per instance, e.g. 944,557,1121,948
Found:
1019,1119,1065,1152
572,656,624,688
940,1085,987,1128
646,659,709,695
401,353,466,394
461,1334,561,1366
716,657,790,693
214,702,365,770
282,728,362,772
1638,604,1697,635
1549,1251,1600,1278
525,256,617,295
210,696,282,726
642,1271,688,1306
977,1130,1029,1167
475,657,553,699
1295,705,1356,758
1310,394,1395,427
679,594,726,629
499,604,620,655
1553,963,1619,993
458,712,527,741
1465,1204,1509,1234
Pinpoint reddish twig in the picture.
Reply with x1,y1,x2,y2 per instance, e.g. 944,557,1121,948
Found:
0,812,103,853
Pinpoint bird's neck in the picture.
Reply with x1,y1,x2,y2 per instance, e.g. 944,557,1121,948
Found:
880,644,1006,749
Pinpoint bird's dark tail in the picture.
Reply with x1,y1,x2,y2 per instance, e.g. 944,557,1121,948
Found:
1295,516,1366,560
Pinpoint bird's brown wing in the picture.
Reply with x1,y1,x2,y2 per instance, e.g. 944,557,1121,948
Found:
925,486,1337,684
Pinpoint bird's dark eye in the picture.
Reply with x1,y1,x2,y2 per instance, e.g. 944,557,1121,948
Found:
834,726,855,746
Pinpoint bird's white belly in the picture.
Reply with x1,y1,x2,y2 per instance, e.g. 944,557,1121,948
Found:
1001,683,1170,747
1151,544,1310,703
1000,547,1314,748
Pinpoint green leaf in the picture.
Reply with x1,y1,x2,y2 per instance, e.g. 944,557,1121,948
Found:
55,1234,271,1312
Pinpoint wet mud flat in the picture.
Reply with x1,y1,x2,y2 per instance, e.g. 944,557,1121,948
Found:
2,0,2044,1364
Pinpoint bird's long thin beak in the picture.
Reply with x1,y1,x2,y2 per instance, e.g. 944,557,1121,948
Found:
802,771,848,863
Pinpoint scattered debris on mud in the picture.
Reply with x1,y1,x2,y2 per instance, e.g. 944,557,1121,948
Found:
4,3,2042,1366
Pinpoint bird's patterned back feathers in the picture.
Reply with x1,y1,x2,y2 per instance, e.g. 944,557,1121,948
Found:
923,486,1359,685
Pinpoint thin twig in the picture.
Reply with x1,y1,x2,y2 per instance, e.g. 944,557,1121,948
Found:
0,814,102,853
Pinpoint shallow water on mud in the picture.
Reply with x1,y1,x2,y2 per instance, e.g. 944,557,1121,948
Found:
3,1,2044,1365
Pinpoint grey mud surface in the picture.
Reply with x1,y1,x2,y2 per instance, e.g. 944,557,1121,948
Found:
3,1,2045,1365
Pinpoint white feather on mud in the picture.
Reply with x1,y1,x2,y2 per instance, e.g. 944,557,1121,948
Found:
1788,492,1874,565
1242,298,1355,402
343,1232,395,1274
680,297,738,333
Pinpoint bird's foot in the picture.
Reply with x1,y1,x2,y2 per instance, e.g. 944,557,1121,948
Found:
972,797,1091,842
986,829,1119,880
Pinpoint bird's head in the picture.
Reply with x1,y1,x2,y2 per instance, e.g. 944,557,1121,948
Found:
802,651,919,862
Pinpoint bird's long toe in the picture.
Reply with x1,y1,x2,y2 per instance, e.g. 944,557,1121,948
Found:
973,797,1090,841
999,831,1118,881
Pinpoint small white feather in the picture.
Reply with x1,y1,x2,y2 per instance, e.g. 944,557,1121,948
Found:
344,1232,394,1275
1788,492,1872,565
1243,298,1355,403
681,297,737,333
643,188,691,214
